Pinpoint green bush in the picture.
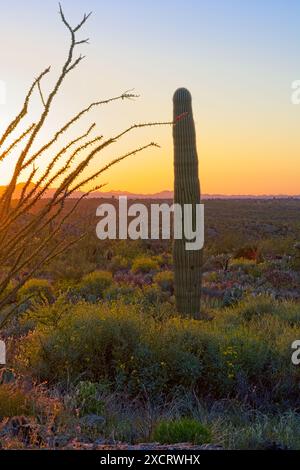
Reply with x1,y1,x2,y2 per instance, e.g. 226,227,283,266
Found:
18,302,146,387
109,255,130,274
152,418,212,445
104,283,137,303
21,296,70,329
153,271,174,293
77,271,113,301
17,296,300,405
18,279,54,305
230,295,276,321
74,381,105,417
0,385,32,418
17,302,205,394
131,257,159,274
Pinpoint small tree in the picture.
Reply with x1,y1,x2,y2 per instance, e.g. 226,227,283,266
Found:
0,4,169,327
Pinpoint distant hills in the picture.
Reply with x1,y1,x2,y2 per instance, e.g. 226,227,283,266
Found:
0,183,299,200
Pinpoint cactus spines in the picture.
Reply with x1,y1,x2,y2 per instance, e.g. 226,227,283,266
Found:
173,88,202,319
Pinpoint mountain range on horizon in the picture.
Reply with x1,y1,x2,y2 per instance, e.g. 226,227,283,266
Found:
0,183,299,200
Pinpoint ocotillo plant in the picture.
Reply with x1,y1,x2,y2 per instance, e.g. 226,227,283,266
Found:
173,88,202,319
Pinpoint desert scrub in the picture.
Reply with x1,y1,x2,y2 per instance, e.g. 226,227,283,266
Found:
221,410,300,450
152,418,211,445
17,302,206,394
0,385,32,418
109,255,130,274
0,382,61,420
225,295,300,324
16,297,300,405
18,302,147,386
18,279,54,308
73,381,105,417
153,271,174,293
20,296,71,330
104,283,137,303
76,271,113,302
131,257,159,274
229,258,260,275
139,284,168,307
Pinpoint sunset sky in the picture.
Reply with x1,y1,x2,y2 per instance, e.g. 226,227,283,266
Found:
0,0,299,195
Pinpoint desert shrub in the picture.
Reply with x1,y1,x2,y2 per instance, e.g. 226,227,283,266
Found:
113,240,145,260
222,410,300,450
222,287,243,307
131,257,159,274
46,249,97,281
109,255,130,274
234,244,259,261
76,271,113,301
73,381,105,417
264,269,297,289
139,284,167,307
153,271,174,293
21,296,71,329
229,258,263,277
18,302,146,386
227,295,276,321
104,283,137,303
0,385,31,418
17,279,54,310
203,271,219,283
0,383,61,420
114,271,152,288
17,297,300,405
17,303,206,394
258,237,295,259
228,295,300,326
152,418,211,445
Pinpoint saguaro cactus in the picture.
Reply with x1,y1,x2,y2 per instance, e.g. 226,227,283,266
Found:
173,88,202,319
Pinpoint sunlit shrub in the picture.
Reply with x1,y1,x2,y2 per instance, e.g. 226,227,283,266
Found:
114,271,151,288
0,385,31,418
139,284,167,307
152,418,212,445
222,287,243,307
131,257,159,274
21,296,71,329
74,381,105,417
109,255,130,274
17,296,300,405
18,279,54,309
203,271,219,283
76,271,113,301
104,283,137,303
153,271,174,293
0,383,61,420
258,237,295,259
228,295,276,321
234,244,259,261
18,302,145,385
